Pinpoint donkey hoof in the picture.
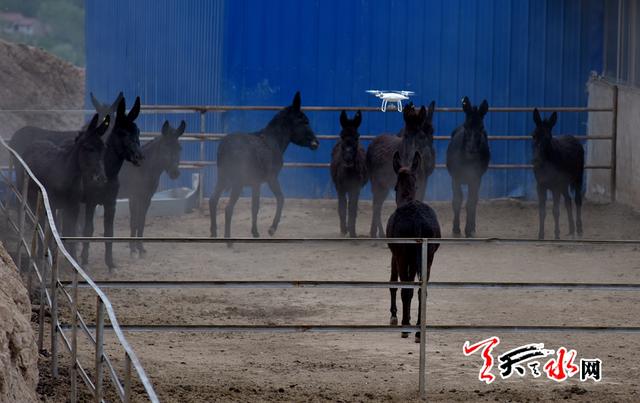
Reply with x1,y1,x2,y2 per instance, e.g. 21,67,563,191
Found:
401,332,409,339
465,231,475,238
452,229,461,238
252,230,260,238
139,249,147,257
390,316,398,326
268,227,276,236
414,332,421,343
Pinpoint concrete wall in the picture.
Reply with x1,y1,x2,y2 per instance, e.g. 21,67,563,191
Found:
587,76,640,210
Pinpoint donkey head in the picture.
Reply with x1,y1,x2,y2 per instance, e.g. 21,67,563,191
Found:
338,110,362,167
279,91,319,150
392,150,421,207
90,91,124,123
157,120,186,179
460,96,489,158
531,108,557,149
111,96,144,166
76,113,110,185
398,103,428,171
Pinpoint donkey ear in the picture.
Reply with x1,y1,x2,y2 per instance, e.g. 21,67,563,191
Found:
90,92,103,110
95,115,111,137
161,120,171,135
392,151,401,174
479,100,489,117
548,111,558,128
533,108,542,126
177,120,187,136
353,110,362,129
116,97,126,123
411,151,422,173
86,113,100,131
127,96,141,121
418,105,427,123
339,110,348,128
292,91,301,111
110,91,124,111
425,100,435,123
461,96,472,114
402,103,413,121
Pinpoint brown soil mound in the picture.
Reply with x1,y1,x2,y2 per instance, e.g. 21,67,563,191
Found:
0,39,85,139
0,242,38,402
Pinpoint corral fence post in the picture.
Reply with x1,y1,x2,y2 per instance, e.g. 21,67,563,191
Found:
419,239,428,400
199,109,206,209
27,191,43,297
50,242,59,378
37,209,50,353
70,270,79,403
610,85,618,203
15,171,29,271
124,352,132,403
95,297,105,403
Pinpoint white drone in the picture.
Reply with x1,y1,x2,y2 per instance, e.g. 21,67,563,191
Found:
366,90,415,112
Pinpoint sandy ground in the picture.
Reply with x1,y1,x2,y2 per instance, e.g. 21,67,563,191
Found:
29,199,640,401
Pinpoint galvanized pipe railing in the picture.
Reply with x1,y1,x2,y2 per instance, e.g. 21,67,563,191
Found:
0,138,159,403
1,102,616,207
61,236,640,400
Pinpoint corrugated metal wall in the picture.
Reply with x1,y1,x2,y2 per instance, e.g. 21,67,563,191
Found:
85,0,604,200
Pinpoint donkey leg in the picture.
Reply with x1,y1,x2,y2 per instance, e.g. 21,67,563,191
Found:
563,189,575,237
128,197,138,256
267,178,284,236
81,204,96,265
536,184,547,240
451,179,463,236
224,186,242,242
347,188,360,238
389,255,399,325
337,189,347,235
137,196,152,256
465,179,480,238
411,259,422,343
575,187,583,237
251,184,261,238
209,181,224,237
552,191,561,240
400,287,414,338
371,184,389,238
103,202,117,269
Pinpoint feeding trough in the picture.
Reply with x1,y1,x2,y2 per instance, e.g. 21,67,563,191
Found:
96,173,200,218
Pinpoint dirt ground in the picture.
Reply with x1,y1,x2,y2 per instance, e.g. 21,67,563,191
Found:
47,199,640,401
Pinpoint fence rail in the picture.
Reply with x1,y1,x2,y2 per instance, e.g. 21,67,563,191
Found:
0,100,619,206
59,235,640,400
0,138,159,403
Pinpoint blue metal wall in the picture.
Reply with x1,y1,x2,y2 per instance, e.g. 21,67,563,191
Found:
85,0,604,200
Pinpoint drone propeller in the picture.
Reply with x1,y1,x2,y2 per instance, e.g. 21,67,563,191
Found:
394,90,415,96
366,90,383,94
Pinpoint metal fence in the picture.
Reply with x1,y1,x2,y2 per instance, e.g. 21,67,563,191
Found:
0,138,159,403
60,235,640,400
131,103,619,206
0,98,619,206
